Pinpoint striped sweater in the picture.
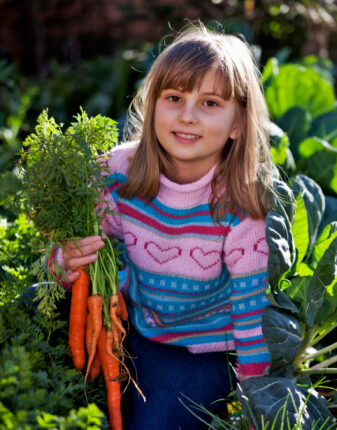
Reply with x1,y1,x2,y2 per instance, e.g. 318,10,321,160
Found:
101,141,271,379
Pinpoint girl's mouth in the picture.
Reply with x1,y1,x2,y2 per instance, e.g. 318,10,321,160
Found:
172,131,201,142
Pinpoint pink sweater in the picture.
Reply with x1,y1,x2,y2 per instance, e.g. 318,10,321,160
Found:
99,142,271,379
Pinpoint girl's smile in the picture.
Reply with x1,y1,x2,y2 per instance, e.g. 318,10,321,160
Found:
154,69,238,184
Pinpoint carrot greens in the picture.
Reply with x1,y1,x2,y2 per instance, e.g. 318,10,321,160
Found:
18,108,119,319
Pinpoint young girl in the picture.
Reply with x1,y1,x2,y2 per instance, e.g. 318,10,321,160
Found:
62,24,273,429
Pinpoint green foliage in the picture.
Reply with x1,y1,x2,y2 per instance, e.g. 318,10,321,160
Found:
264,56,337,196
18,109,117,242
239,174,337,428
265,63,335,120
0,297,108,429
237,377,336,430
0,214,39,304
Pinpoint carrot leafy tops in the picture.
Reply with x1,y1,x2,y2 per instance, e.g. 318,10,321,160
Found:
17,108,119,317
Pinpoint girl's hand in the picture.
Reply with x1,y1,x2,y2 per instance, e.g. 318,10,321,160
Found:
62,235,105,282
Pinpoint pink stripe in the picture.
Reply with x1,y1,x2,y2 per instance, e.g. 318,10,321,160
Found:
237,361,270,377
120,202,230,236
233,327,262,339
235,337,265,347
188,340,235,353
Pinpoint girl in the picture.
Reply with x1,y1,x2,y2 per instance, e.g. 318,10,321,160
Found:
62,24,273,430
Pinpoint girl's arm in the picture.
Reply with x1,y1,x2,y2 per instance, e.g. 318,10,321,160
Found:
224,217,271,381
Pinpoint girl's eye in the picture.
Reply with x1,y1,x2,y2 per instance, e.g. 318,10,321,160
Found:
168,95,181,103
204,99,218,107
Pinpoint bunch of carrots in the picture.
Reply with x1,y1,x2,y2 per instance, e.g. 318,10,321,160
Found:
15,110,143,430
69,263,128,430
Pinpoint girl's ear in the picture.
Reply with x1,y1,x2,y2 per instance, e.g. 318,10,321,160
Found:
229,122,239,140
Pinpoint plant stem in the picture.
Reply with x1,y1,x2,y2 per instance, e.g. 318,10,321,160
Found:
304,341,337,361
293,325,316,372
310,354,337,370
311,323,337,346
300,368,337,376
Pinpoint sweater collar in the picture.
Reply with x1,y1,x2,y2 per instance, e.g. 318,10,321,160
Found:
157,165,216,209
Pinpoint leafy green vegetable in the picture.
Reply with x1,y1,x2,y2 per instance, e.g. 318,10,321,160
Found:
237,376,335,430
265,64,335,120
240,173,337,428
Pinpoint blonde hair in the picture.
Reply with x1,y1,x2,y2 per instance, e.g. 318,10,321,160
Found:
119,23,273,220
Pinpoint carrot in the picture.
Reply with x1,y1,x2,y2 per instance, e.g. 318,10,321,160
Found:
86,312,101,380
98,326,122,430
89,351,101,380
117,289,128,321
105,328,116,356
85,294,103,383
69,267,90,371
109,294,126,344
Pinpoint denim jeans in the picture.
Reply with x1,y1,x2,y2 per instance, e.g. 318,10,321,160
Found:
122,324,237,430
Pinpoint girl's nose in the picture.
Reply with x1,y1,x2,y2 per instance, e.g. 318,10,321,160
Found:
179,103,198,124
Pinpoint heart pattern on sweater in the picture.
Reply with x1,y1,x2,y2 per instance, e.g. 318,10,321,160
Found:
144,241,182,264
189,247,222,270
125,231,138,247
225,248,245,267
254,237,268,256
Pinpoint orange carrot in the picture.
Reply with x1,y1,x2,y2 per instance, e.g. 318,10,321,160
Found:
69,267,90,371
117,289,128,321
98,326,122,430
105,328,116,356
89,351,101,380
85,294,103,383
109,294,126,343
86,312,101,379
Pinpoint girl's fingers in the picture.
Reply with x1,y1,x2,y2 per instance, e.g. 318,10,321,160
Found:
65,240,105,259
63,235,105,250
66,253,98,271
65,269,80,283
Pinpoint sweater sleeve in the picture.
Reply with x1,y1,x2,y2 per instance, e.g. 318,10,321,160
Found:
224,217,271,380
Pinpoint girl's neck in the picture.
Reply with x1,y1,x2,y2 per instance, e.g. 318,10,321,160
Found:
164,160,217,184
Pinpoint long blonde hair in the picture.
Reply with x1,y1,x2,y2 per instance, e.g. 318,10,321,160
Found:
119,23,273,220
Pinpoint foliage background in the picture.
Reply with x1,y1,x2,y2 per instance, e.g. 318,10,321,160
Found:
1,1,337,428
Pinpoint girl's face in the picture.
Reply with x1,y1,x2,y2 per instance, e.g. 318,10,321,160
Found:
154,68,238,184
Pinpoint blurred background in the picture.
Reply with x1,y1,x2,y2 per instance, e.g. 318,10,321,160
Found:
1,1,337,173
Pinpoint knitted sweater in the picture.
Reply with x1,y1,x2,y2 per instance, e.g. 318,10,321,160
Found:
100,141,271,379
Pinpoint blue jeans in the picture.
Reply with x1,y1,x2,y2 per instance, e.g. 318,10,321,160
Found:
123,325,237,430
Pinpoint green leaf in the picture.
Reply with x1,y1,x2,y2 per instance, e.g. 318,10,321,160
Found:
309,108,337,144
298,137,337,158
313,222,337,264
262,57,279,88
291,193,309,270
285,277,310,318
291,174,325,260
298,141,337,195
266,289,300,317
237,376,336,430
267,122,296,176
276,107,312,154
262,306,302,374
266,210,295,288
265,64,336,120
306,236,337,327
